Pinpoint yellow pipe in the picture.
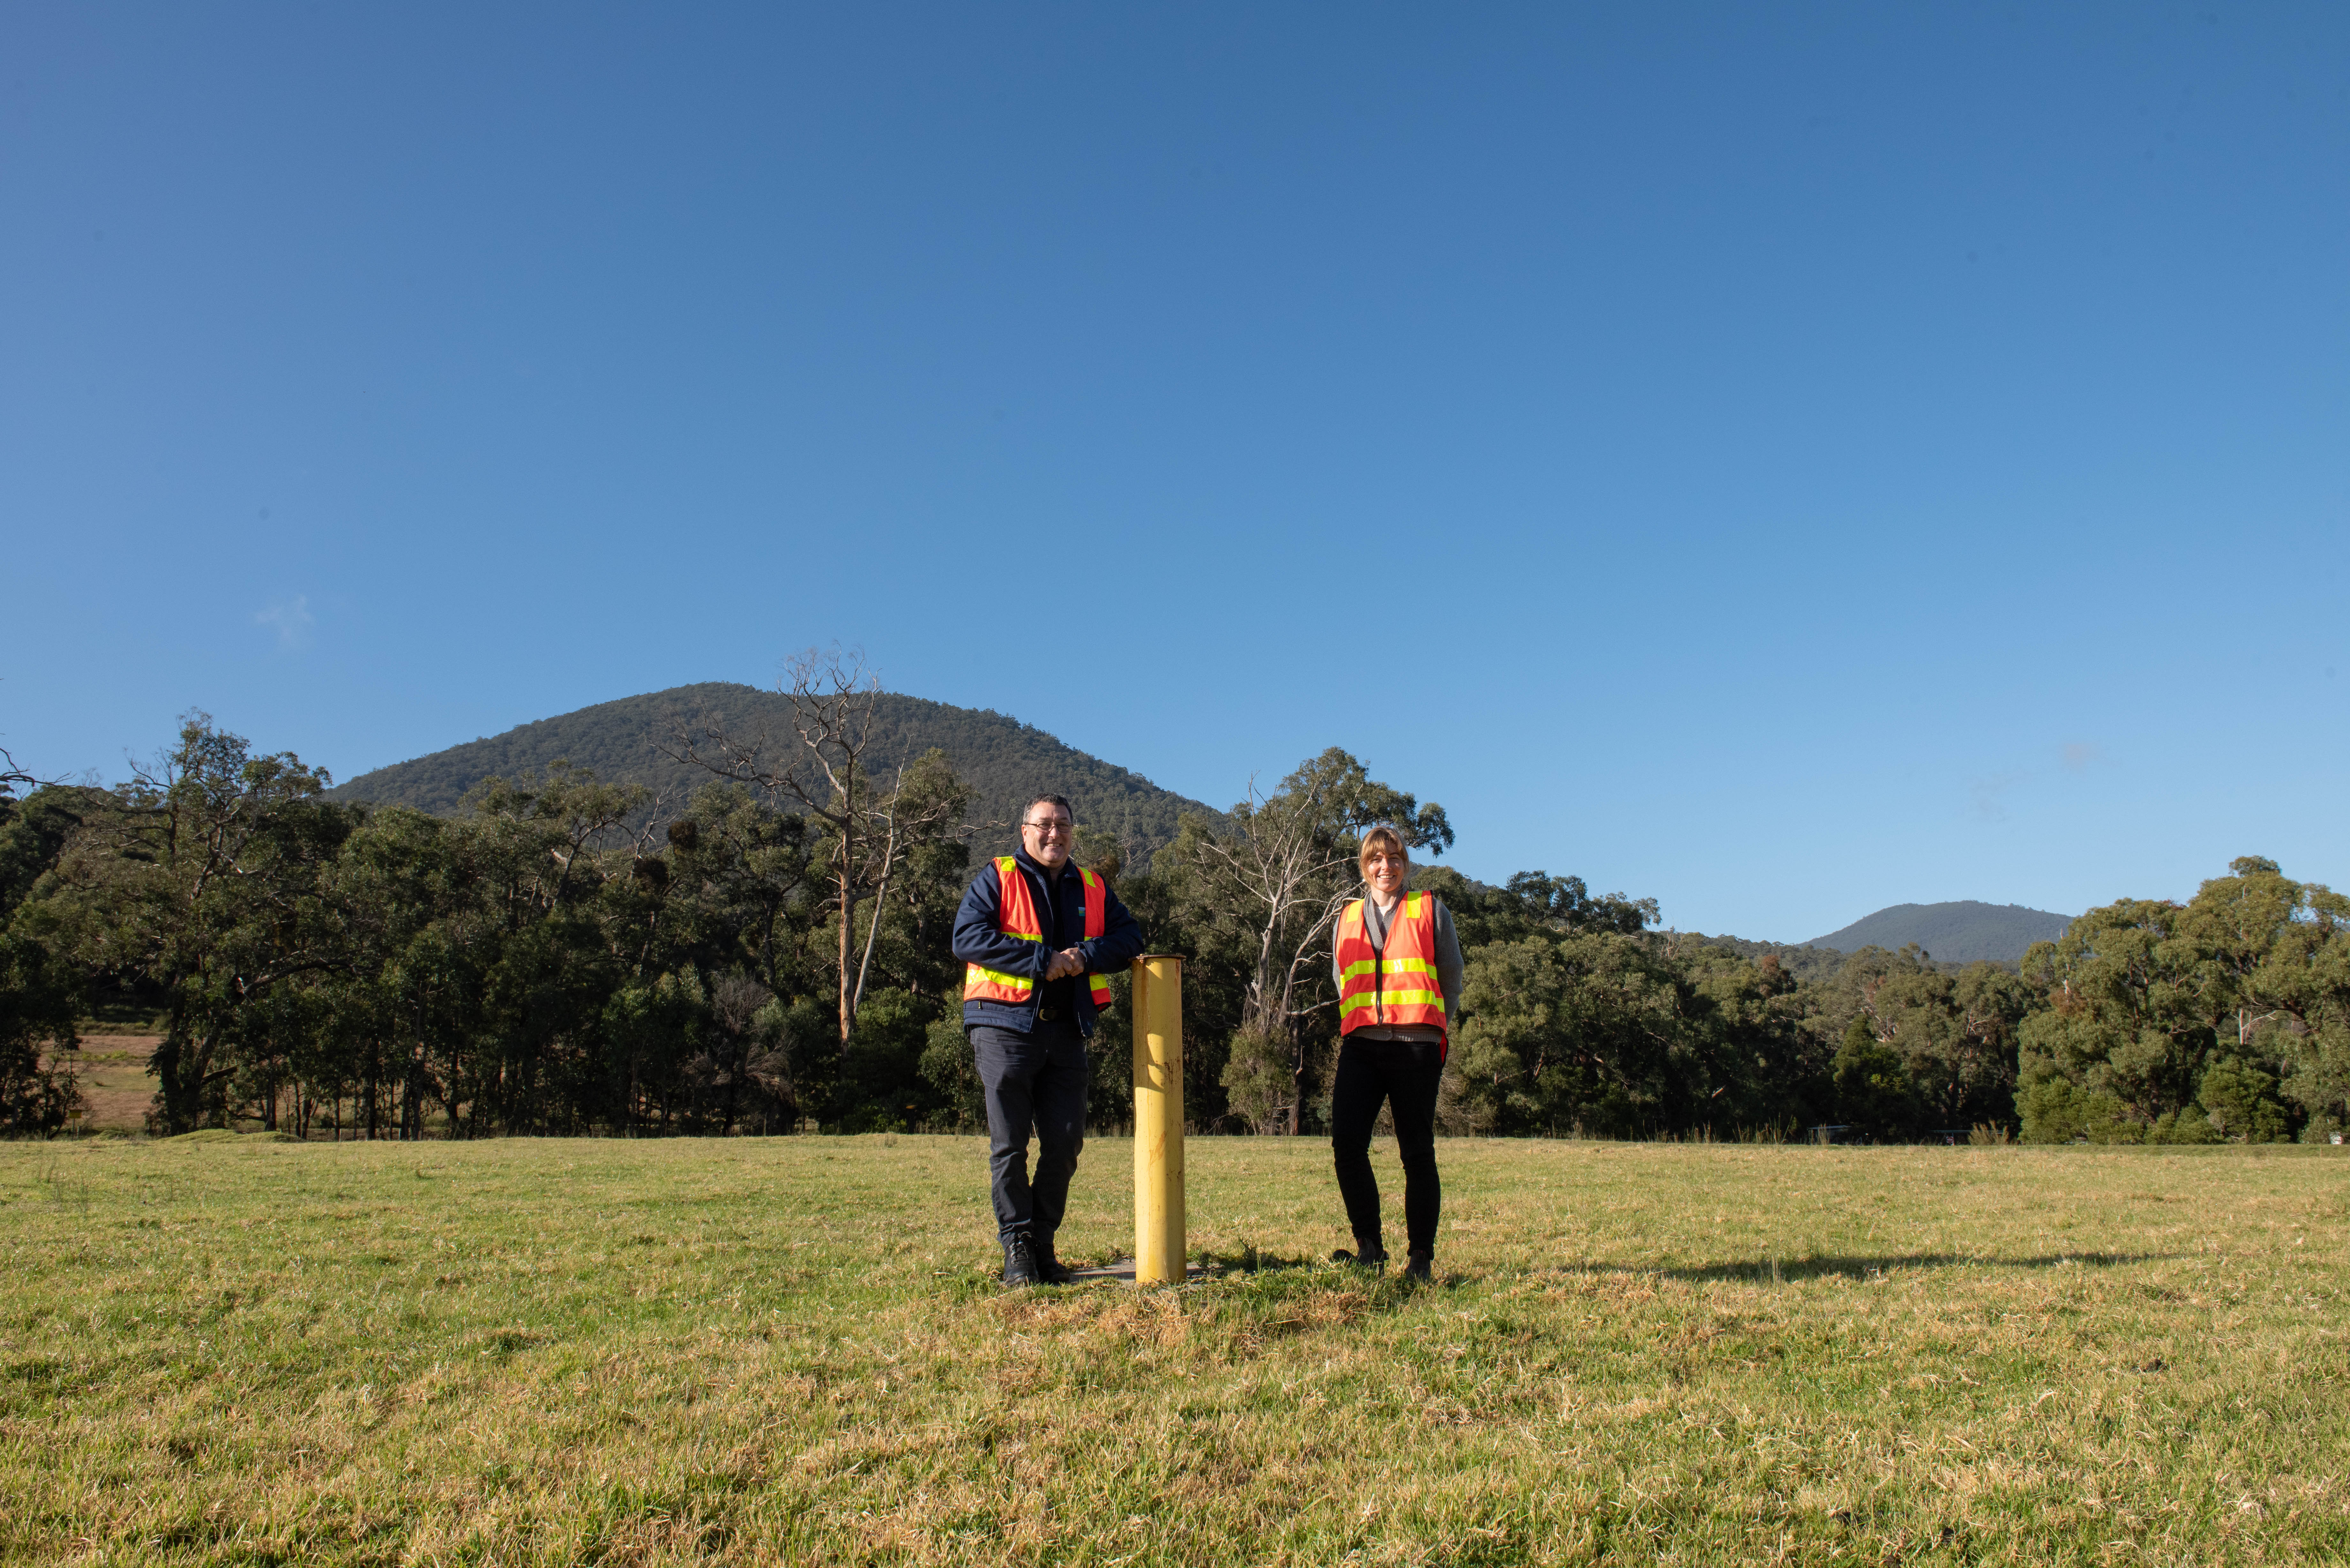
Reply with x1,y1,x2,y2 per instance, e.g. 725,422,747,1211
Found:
1132,954,1186,1285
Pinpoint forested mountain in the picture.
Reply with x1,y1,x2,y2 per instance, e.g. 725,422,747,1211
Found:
1804,902,2074,964
329,682,1221,862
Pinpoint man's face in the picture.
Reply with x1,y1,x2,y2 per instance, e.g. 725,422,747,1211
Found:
1021,805,1074,870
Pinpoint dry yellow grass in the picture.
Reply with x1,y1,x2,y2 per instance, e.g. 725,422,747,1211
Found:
48,1037,161,1134
2,1134,2344,1564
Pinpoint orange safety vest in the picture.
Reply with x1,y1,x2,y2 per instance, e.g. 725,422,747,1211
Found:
1336,891,1448,1039
962,856,1115,1012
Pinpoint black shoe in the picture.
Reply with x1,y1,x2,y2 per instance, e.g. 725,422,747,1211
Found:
1002,1234,1043,1288
1331,1244,1387,1274
1033,1237,1076,1286
1403,1253,1433,1281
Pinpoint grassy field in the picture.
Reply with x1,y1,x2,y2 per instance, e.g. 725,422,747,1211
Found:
3,1134,2345,1565
53,1037,164,1135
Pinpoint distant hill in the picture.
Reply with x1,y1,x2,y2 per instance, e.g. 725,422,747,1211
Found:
1676,933,1853,984
329,682,1224,863
1803,901,2073,964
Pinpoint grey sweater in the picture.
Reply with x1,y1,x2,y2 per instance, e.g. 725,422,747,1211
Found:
1333,893,1465,1044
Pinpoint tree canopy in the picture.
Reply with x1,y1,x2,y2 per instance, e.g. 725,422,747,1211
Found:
4,712,2338,1147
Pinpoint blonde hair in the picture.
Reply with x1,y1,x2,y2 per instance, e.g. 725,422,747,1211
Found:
1358,826,1407,874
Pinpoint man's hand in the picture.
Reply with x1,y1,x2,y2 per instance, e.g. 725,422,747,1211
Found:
1044,947,1086,981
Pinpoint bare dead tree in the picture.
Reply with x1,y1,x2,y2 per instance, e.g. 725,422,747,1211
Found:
660,647,967,1052
624,781,686,862
1199,778,1361,1044
849,749,970,1018
1169,748,1451,1132
661,647,875,1051
0,743,63,807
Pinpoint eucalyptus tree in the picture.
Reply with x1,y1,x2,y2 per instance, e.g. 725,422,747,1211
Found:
34,715,352,1132
2170,858,2350,1138
2016,857,2342,1142
1440,875,1852,1138
448,765,645,1132
0,768,86,1133
842,747,973,1021
1503,871,1658,936
1803,946,2036,1136
1454,924,1753,1138
1160,748,1451,1133
322,804,496,1138
664,648,972,1052
662,783,815,1000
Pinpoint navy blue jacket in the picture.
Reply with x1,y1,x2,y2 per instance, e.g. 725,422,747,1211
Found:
953,848,1147,1038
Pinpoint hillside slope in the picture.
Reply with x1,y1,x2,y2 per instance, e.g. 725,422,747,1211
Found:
1804,901,2073,964
329,683,1223,861
1678,934,1854,984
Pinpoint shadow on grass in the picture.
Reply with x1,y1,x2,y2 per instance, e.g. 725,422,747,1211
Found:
1635,1251,2179,1284
1200,1246,1316,1276
1193,1246,1460,1295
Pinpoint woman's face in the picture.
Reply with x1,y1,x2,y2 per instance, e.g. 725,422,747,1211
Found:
1363,844,1408,901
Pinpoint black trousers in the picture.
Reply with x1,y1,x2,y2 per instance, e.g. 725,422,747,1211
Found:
971,1021,1088,1245
1329,1036,1444,1260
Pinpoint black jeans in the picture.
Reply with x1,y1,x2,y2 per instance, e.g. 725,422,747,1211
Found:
971,1021,1088,1245
1329,1036,1443,1260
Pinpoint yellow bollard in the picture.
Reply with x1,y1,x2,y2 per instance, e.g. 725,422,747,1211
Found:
1131,954,1186,1285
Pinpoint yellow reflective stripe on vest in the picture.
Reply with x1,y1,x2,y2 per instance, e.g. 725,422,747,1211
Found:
1340,958,1380,981
967,965,1034,994
1343,986,1443,1010
1381,957,1437,977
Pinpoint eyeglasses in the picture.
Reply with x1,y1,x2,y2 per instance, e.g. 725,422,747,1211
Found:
1022,819,1073,835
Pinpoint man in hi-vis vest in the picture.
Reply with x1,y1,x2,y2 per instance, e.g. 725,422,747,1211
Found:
951,792,1146,1286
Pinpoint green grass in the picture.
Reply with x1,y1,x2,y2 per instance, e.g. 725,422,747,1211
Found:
2,1135,2345,1565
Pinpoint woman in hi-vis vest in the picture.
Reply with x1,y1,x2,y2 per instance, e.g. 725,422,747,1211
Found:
1328,825,1465,1279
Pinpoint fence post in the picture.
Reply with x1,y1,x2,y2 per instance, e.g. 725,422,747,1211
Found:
1132,955,1186,1284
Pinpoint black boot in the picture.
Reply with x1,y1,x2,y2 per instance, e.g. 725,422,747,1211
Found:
1032,1235,1076,1286
1403,1252,1433,1281
1331,1237,1388,1274
1002,1233,1043,1288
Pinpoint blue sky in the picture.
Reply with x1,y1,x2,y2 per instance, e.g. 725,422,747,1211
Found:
4,4,2344,941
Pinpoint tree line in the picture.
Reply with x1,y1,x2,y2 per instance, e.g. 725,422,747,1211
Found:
4,680,2345,1145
